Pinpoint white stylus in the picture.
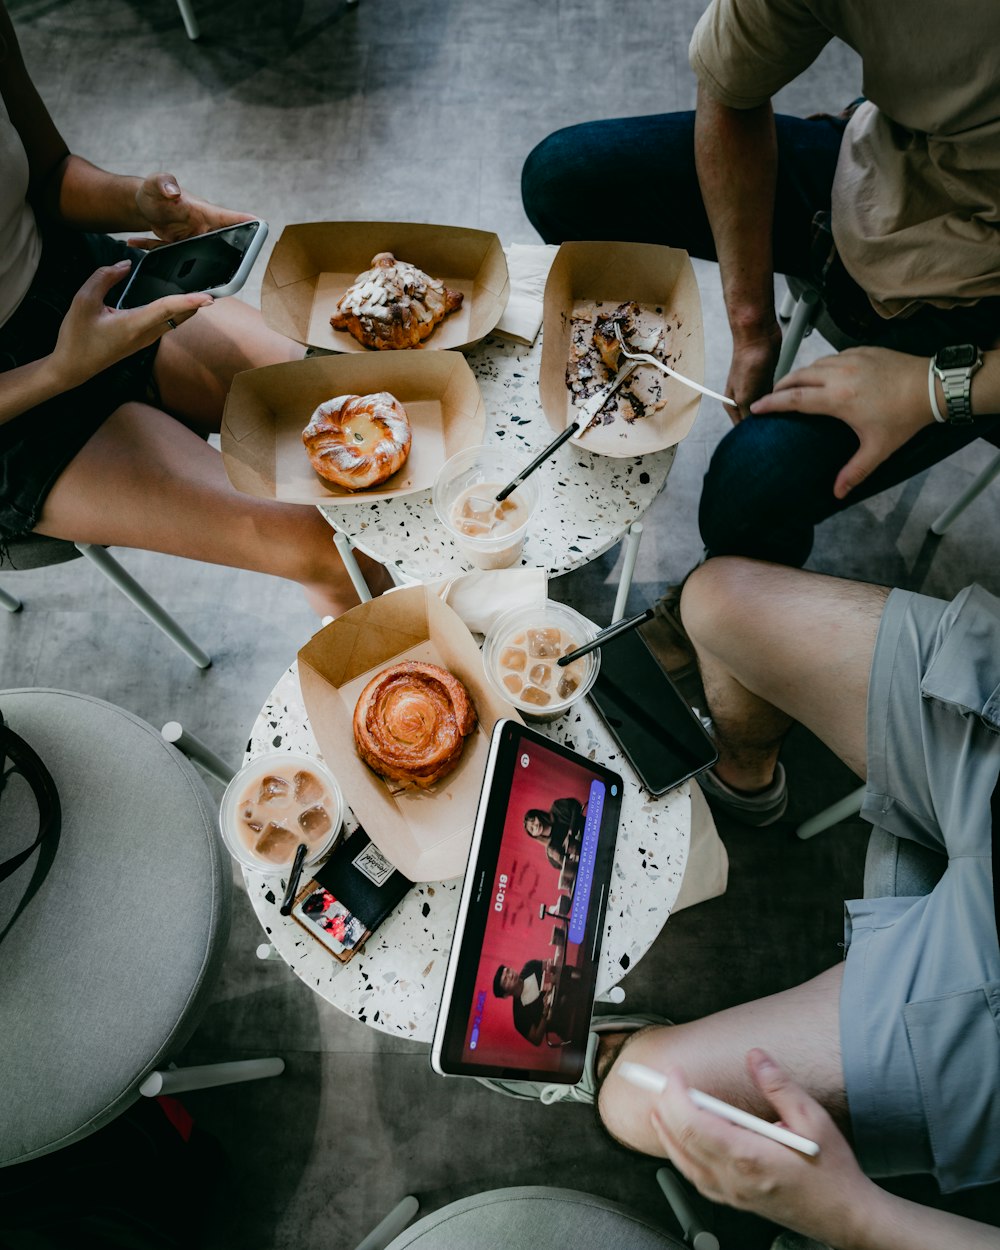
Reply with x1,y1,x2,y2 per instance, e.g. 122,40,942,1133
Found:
619,1061,821,1157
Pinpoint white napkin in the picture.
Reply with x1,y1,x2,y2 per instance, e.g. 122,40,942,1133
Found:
493,243,559,346
429,567,547,635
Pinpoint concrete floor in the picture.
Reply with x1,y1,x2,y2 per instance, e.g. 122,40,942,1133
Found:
2,1,999,1245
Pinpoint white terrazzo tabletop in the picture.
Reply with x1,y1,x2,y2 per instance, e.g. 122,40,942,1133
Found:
243,663,691,1041
316,332,676,581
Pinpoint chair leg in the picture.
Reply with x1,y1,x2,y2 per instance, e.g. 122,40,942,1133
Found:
777,286,797,321
930,449,1000,535
0,584,22,613
656,1167,720,1250
354,1197,420,1250
612,522,644,624
333,531,374,603
161,721,237,785
76,544,211,669
256,942,284,961
774,289,820,382
795,784,866,841
139,1057,284,1097
175,0,200,39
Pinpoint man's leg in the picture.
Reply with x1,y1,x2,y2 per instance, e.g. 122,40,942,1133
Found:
597,558,889,1154
521,112,845,276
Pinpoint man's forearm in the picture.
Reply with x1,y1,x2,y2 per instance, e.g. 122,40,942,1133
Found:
694,84,778,342
842,1184,1000,1250
44,154,146,233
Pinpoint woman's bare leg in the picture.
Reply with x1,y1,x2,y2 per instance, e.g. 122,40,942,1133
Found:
680,557,890,789
598,964,845,1156
35,402,371,617
151,295,301,435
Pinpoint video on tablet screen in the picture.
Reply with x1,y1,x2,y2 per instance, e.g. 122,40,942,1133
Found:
455,732,618,1077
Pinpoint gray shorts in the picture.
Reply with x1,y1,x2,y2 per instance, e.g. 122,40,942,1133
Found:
842,584,1000,1193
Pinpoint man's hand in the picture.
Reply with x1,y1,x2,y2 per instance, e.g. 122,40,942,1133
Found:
726,322,783,422
49,261,212,390
132,172,254,246
650,1050,874,1246
750,346,934,498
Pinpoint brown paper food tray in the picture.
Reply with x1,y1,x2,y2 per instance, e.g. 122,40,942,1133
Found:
220,351,486,504
297,585,520,882
261,221,510,353
539,241,705,458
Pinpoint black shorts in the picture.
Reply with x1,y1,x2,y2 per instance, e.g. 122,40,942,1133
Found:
0,225,160,539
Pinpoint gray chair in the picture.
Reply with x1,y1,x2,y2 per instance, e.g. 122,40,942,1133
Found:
0,688,281,1168
0,534,210,669
356,1187,690,1250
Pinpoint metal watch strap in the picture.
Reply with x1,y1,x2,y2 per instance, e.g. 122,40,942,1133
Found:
934,351,981,425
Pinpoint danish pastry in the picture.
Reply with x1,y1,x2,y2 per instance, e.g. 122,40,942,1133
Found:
353,661,477,789
331,252,464,350
302,392,411,490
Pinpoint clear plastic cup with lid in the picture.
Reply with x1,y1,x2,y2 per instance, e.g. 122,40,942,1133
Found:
432,445,539,570
482,600,601,723
219,751,344,874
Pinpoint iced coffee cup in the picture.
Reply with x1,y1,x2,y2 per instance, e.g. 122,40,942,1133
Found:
219,751,343,874
432,446,539,570
483,601,601,723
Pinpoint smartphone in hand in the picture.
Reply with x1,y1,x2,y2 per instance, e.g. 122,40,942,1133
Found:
112,219,268,309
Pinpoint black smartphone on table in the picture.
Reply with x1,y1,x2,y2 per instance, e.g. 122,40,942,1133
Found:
111,219,268,309
588,627,717,796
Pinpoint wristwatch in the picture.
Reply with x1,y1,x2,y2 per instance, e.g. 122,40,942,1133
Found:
931,343,983,425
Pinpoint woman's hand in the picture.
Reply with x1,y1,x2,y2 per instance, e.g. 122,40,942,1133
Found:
750,347,934,499
49,260,212,390
650,1050,876,1247
132,172,254,246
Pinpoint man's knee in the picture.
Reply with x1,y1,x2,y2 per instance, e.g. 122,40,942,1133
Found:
680,557,775,653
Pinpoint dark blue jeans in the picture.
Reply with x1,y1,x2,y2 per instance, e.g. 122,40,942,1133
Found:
522,113,1000,566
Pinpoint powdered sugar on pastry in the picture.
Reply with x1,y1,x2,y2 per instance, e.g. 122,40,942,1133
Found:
566,300,678,427
331,252,463,350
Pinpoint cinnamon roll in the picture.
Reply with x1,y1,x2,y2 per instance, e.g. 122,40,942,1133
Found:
353,661,477,788
302,392,411,490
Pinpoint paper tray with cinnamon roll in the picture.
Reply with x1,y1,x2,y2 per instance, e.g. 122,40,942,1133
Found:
297,585,520,882
220,350,485,505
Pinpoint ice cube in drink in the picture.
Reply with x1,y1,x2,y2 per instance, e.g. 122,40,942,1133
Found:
528,663,552,685
499,646,527,672
255,821,298,864
298,805,332,840
257,774,290,803
502,673,523,695
527,628,562,658
294,769,323,804
521,685,551,706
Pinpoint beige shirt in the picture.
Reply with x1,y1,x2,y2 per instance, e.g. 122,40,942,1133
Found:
689,0,1000,317
0,93,41,327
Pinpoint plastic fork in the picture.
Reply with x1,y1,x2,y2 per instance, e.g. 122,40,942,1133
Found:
614,323,737,408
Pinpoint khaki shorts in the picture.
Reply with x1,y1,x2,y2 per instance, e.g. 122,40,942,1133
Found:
843,584,1000,1193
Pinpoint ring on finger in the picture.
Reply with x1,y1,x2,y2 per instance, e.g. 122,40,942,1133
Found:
165,316,178,331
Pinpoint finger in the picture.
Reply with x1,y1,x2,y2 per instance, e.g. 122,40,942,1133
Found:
78,259,132,303
125,291,213,335
746,1049,828,1129
155,173,182,199
832,450,875,500
125,237,167,252
750,383,831,416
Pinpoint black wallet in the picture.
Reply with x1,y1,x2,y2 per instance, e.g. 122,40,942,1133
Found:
312,826,413,933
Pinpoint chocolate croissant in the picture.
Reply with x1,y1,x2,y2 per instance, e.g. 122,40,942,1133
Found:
353,661,477,788
331,252,464,350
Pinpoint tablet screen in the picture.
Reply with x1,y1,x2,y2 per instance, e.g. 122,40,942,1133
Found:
433,719,622,1083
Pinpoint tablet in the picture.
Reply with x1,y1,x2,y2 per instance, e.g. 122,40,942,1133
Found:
431,718,623,1085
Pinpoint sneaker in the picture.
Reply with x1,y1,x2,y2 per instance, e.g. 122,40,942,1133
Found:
475,1013,671,1104
698,763,788,827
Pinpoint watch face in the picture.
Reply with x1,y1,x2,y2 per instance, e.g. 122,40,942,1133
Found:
936,343,979,370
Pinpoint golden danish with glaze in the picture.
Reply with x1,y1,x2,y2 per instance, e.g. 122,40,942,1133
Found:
331,252,464,350
353,660,477,788
302,391,412,490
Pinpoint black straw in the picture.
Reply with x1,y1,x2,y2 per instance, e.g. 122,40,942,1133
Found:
557,607,655,667
495,422,580,503
279,842,309,916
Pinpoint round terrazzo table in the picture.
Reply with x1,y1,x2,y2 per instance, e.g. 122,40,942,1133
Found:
242,663,691,1041
316,332,677,580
